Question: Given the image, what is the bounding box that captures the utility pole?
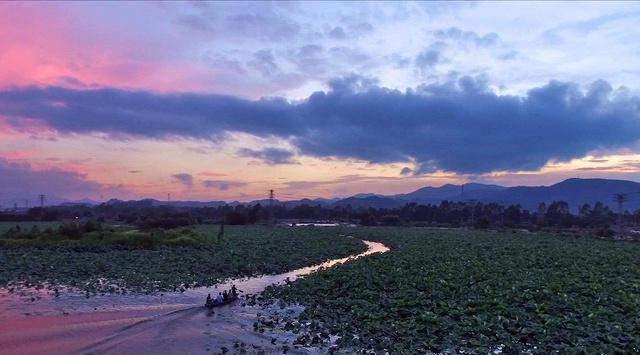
[537,202,546,227]
[39,194,46,208]
[467,199,477,226]
[167,192,171,202]
[269,189,275,225]
[613,193,628,237]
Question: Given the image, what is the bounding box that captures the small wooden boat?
[205,295,239,309]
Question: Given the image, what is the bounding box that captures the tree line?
[2,200,638,235]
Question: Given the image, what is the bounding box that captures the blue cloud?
[415,42,448,73]
[237,147,297,165]
[400,167,413,176]
[172,173,194,187]
[434,27,500,47]
[202,180,247,191]
[415,49,443,70]
[328,26,347,40]
[176,4,300,41]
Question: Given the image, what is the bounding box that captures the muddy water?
[0,240,388,355]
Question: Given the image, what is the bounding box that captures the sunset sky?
[1,1,640,205]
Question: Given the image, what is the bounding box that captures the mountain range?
[61,178,640,213]
[388,178,640,212]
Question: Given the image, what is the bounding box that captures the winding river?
[0,240,389,354]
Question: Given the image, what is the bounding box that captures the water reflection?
[0,240,388,319]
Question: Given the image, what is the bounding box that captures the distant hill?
[395,182,505,203]
[331,178,640,212]
[332,196,406,209]
[488,178,640,211]
[42,178,640,213]
[105,199,226,208]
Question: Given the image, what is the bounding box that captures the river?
[0,240,389,355]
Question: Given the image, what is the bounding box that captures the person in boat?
[215,292,224,304]
[222,290,228,300]
[206,293,213,305]
[231,285,238,297]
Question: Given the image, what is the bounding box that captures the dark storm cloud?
[172,173,194,187]
[0,86,298,139]
[1,77,639,175]
[237,147,297,165]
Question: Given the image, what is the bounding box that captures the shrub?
[164,236,200,247]
[111,233,156,249]
[596,227,615,238]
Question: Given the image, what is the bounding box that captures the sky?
[1,1,640,205]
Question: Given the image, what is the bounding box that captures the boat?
[205,295,239,309]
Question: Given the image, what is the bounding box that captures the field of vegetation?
[263,227,640,353]
[0,224,366,294]
[0,221,61,235]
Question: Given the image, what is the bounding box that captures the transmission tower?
[39,194,46,208]
[268,189,275,225]
[613,193,628,236]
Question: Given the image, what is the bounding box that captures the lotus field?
[0,225,366,294]
[263,228,640,353]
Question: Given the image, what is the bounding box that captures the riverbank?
[1,238,388,355]
[1,225,367,295]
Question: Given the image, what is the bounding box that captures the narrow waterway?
[0,240,389,355]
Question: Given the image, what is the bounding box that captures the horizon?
[1,2,640,206]
[22,176,640,206]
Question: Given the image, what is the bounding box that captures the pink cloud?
[0,118,20,138]
[0,3,306,98]
[198,171,228,177]
[0,3,217,93]
[0,150,35,160]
